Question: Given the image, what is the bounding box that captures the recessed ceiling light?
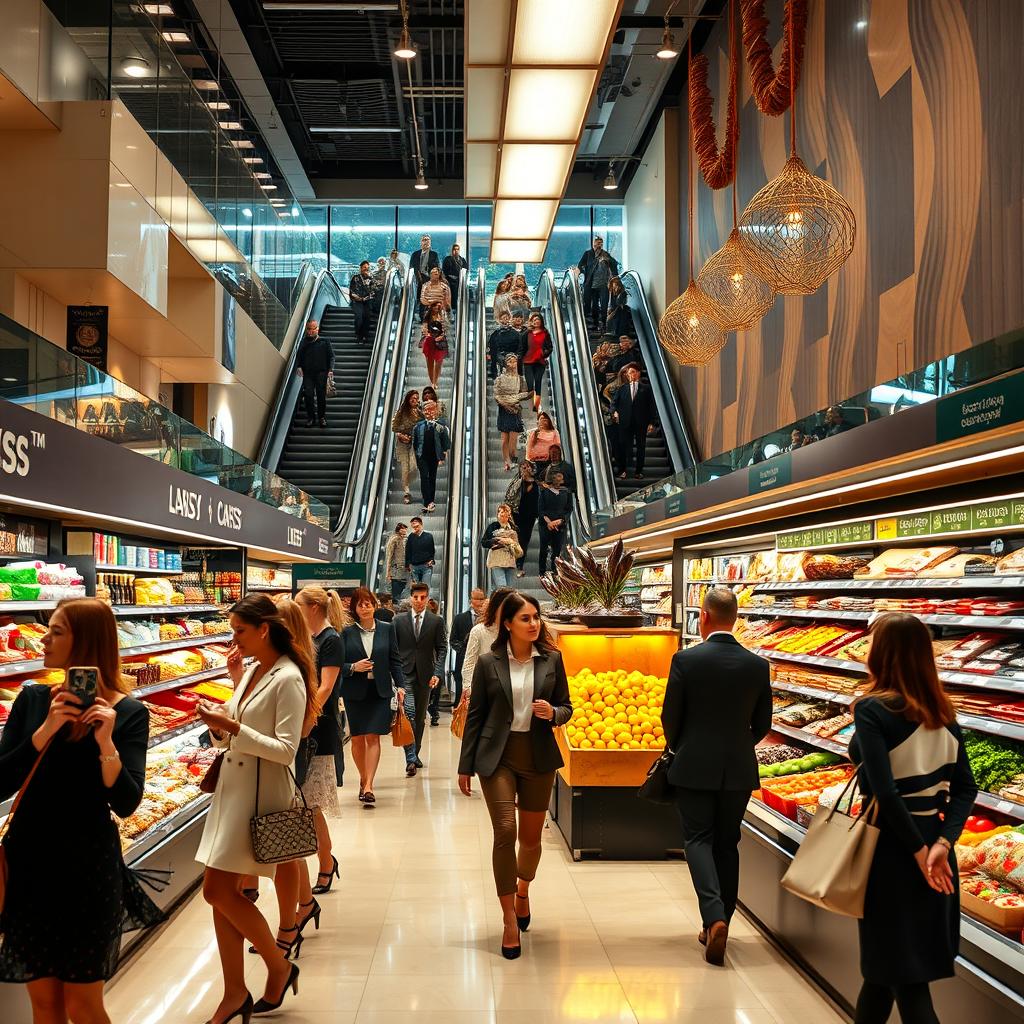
[242,156,263,164]
[278,211,293,217]
[218,121,243,130]
[254,172,272,179]
[114,182,133,188]
[193,79,219,90]
[161,30,190,43]
[855,19,868,29]
[120,56,151,78]
[142,3,174,13]
[261,183,278,190]
[207,100,230,110]
[1,377,17,383]
[231,139,255,148]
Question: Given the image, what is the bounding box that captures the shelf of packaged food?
[113,604,223,617]
[97,564,180,575]
[958,714,1024,744]
[687,578,757,586]
[739,606,1024,630]
[772,680,857,705]
[245,585,291,592]
[750,647,866,673]
[768,721,851,756]
[974,790,1024,820]
[132,666,230,699]
[754,576,1024,592]
[0,601,59,612]
[147,719,205,749]
[123,793,212,867]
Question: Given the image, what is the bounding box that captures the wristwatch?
[936,836,952,850]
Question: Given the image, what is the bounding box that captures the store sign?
[935,370,1024,443]
[66,305,108,371]
[972,499,1024,530]
[292,562,364,594]
[777,519,875,551]
[634,507,648,527]
[748,454,791,495]
[666,492,685,517]
[0,399,333,560]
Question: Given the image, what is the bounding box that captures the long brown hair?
[491,592,555,653]
[482,587,515,627]
[395,389,421,421]
[860,613,955,729]
[230,594,320,718]
[56,598,130,696]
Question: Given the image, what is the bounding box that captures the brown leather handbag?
[391,705,414,747]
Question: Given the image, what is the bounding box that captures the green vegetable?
[963,731,1024,793]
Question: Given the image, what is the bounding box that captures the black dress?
[849,697,977,986]
[0,685,162,983]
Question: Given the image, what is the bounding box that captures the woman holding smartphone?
[195,594,317,1023]
[0,598,159,1024]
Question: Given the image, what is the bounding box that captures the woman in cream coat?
[195,594,319,1024]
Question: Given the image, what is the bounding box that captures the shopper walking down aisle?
[495,354,532,470]
[526,411,561,476]
[420,302,449,389]
[849,613,977,1024]
[661,588,771,967]
[577,236,619,327]
[391,389,422,505]
[393,583,448,776]
[295,319,334,428]
[404,516,435,587]
[412,401,450,513]
[442,243,467,313]
[339,588,406,808]
[506,462,540,577]
[482,504,523,589]
[349,260,375,344]
[458,593,573,959]
[460,587,514,699]
[522,313,553,413]
[194,594,317,1021]
[538,471,571,574]
[384,522,410,600]
[449,587,486,708]
[610,364,655,479]
[0,599,161,1024]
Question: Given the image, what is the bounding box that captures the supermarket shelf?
[687,578,758,586]
[113,604,223,617]
[755,576,1024,592]
[975,790,1024,821]
[124,793,212,866]
[941,670,1024,695]
[739,606,1024,631]
[0,601,58,612]
[147,720,204,749]
[245,585,292,592]
[773,680,857,705]
[97,564,179,575]
[769,721,850,756]
[132,666,229,699]
[750,647,868,673]
[122,633,233,659]
[959,714,1024,744]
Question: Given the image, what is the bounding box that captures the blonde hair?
[296,584,349,631]
[276,598,323,723]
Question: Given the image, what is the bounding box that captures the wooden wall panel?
[676,0,1024,457]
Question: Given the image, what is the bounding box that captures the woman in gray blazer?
[457,592,572,959]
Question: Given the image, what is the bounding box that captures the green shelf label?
[971,499,1024,531]
[777,519,874,551]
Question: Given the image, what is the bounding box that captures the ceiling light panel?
[492,199,558,239]
[511,0,621,65]
[490,239,549,263]
[497,144,575,198]
[465,68,505,141]
[465,143,499,199]
[504,68,598,141]
[465,0,511,64]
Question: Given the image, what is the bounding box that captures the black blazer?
[339,621,406,701]
[392,609,448,683]
[661,633,772,791]
[449,609,475,677]
[611,379,655,428]
[458,646,573,778]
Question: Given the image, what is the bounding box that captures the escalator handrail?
[618,268,699,470]
[471,268,489,589]
[335,268,417,555]
[257,266,347,470]
[442,268,473,616]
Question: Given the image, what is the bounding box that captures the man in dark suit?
[577,236,620,326]
[392,581,448,776]
[447,587,486,710]
[609,364,655,479]
[349,260,375,344]
[661,587,772,966]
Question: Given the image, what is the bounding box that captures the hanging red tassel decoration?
[688,46,738,190]
[741,0,808,117]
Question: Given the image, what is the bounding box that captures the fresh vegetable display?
[758,751,844,779]
[964,731,1024,794]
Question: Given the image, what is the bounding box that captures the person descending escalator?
[442,243,468,315]
[295,319,334,429]
[488,311,521,380]
[349,260,375,345]
[578,235,620,327]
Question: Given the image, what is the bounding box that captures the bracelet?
[99,752,120,764]
[936,836,952,850]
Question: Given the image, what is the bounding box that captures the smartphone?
[66,666,100,710]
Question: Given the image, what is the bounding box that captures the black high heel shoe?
[204,993,253,1024]
[311,855,339,895]
[297,897,321,934]
[501,923,522,960]
[514,893,531,933]
[248,925,302,960]
[252,963,299,1015]
[241,887,259,903]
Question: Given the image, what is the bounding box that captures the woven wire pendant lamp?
[738,1,855,294]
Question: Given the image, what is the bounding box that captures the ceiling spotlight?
[656,25,678,60]
[603,165,618,190]
[394,27,417,60]
[121,56,151,78]
[414,166,429,190]
[242,208,253,217]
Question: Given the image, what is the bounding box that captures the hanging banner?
[66,305,109,371]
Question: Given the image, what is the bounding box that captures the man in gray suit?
[393,581,448,776]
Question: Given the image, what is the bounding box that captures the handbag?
[780,769,880,918]
[294,735,318,788]
[249,759,319,865]
[637,749,676,805]
[325,375,337,398]
[199,752,223,794]
[450,692,469,740]
[0,740,51,915]
[391,704,414,747]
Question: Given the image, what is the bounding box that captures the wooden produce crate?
[554,726,660,788]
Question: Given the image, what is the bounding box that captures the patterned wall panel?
[676,0,1024,457]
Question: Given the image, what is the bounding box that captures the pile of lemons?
[564,668,667,750]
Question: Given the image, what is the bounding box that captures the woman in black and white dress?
[850,612,977,1024]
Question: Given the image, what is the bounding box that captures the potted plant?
[541,541,644,627]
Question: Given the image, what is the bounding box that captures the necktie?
[631,382,637,400]
[414,613,422,638]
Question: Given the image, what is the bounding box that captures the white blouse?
[462,621,498,692]
[357,626,375,657]
[508,644,539,732]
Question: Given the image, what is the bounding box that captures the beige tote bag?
[780,771,880,918]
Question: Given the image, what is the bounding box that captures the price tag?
[998,800,1015,814]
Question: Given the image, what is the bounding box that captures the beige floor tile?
[620,974,764,1012]
[357,972,494,1012]
[493,978,637,1018]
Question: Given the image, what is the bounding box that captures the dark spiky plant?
[549,540,635,612]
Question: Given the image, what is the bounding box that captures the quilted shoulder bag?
[250,758,318,865]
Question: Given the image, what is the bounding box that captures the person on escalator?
[538,471,571,575]
[295,319,334,428]
[488,311,521,381]
[505,461,539,578]
[605,276,632,337]
[420,302,448,389]
[522,313,553,413]
[391,390,422,505]
[404,517,435,588]
[577,236,619,327]
[494,354,532,471]
[349,260,375,345]
[481,504,522,590]
[607,335,643,378]
[492,277,514,321]
[507,285,532,320]
[442,243,467,314]
[525,411,560,477]
[410,235,440,314]
[384,523,410,602]
[419,268,452,322]
[420,386,448,426]
[411,401,450,515]
[542,445,576,494]
[610,363,655,480]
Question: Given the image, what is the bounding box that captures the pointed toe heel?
[252,964,299,1015]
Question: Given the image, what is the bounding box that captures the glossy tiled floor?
[107,726,846,1024]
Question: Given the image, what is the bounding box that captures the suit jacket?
[392,608,448,684]
[449,609,475,678]
[410,248,441,284]
[661,633,772,791]
[349,273,373,303]
[577,248,620,287]
[458,646,573,778]
[611,379,655,428]
[339,621,406,702]
[412,418,451,460]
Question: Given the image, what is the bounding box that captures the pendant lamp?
[738,0,855,294]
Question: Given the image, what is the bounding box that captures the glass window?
[593,205,626,269]
[329,206,397,280]
[397,206,466,270]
